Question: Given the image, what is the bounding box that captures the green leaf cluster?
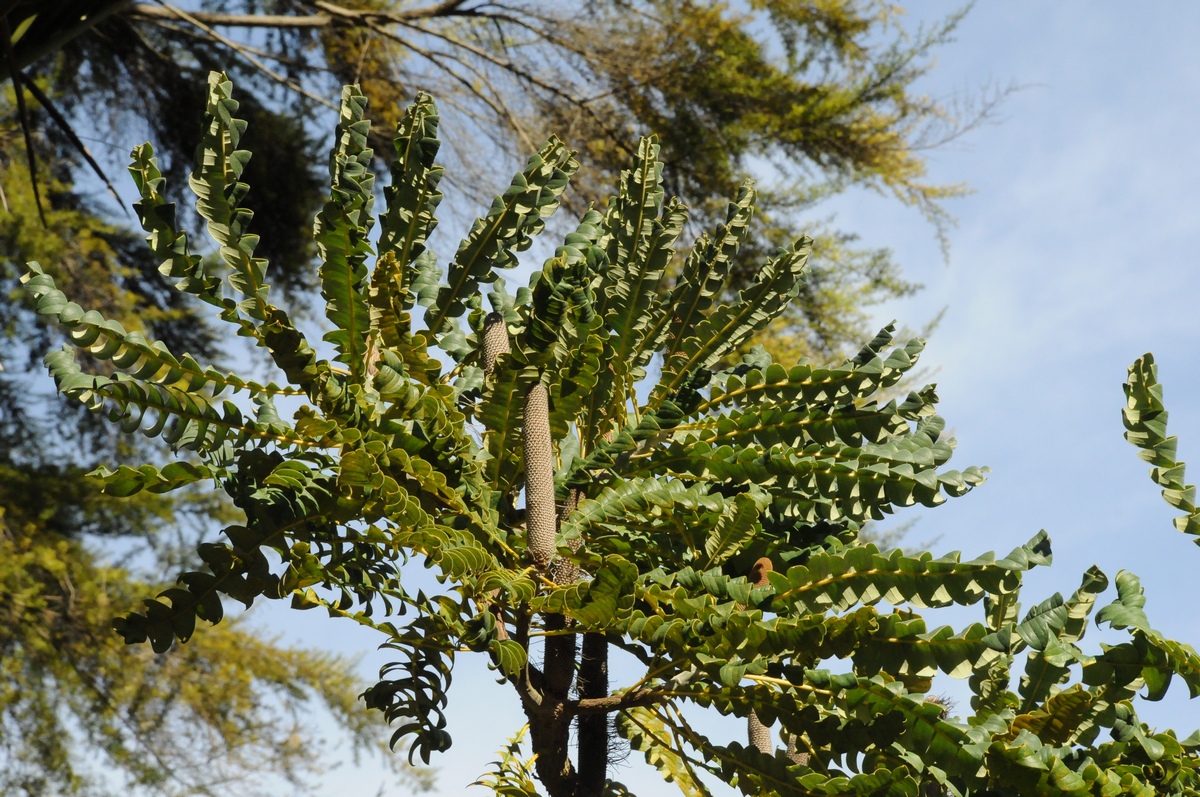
[29,74,1200,797]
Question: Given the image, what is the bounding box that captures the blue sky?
[836,0,1200,741]
[224,4,1200,794]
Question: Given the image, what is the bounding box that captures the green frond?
[1096,569,1151,632]
[1010,685,1097,746]
[515,247,599,368]
[559,477,717,550]
[599,136,688,383]
[378,92,444,302]
[89,462,220,497]
[315,85,375,380]
[366,96,446,389]
[564,396,697,491]
[114,452,388,653]
[626,415,986,527]
[652,181,756,366]
[1096,571,1200,701]
[548,329,606,441]
[619,707,715,797]
[478,363,542,498]
[128,142,222,306]
[1135,626,1200,701]
[650,236,813,410]
[22,262,302,397]
[364,602,458,765]
[697,330,924,415]
[533,554,639,626]
[768,532,1051,616]
[185,72,323,388]
[966,586,1023,715]
[670,390,936,455]
[597,136,666,314]
[1123,353,1200,538]
[986,728,1163,796]
[621,596,883,679]
[471,725,542,797]
[704,738,912,797]
[825,677,983,786]
[1018,567,1107,711]
[190,72,274,323]
[605,195,686,366]
[393,525,507,582]
[854,616,1004,679]
[422,137,578,351]
[368,258,443,386]
[699,488,770,570]
[43,347,313,453]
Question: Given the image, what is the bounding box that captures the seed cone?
[549,489,581,583]
[749,557,772,587]
[784,732,809,765]
[524,381,555,568]
[746,557,775,753]
[481,311,510,374]
[748,710,772,754]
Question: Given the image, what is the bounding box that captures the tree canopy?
[24,73,1200,797]
[0,3,1002,792]
[6,0,995,351]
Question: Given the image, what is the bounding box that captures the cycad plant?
[24,72,1200,796]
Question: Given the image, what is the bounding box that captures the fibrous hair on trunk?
[481,311,510,374]
[524,380,555,568]
[576,631,610,796]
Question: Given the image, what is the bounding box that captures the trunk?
[534,613,578,796]
[530,414,577,795]
[576,633,609,796]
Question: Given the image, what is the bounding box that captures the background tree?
[0,2,1001,792]
[28,74,1200,797]
[4,0,999,353]
[0,171,440,795]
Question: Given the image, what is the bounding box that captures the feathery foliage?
[29,75,1200,796]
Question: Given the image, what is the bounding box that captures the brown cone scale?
[746,558,774,753]
[481,311,510,374]
[524,381,555,568]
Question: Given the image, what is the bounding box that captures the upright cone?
[524,381,555,568]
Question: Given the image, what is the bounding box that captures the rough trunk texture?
[534,611,578,797]
[532,612,577,793]
[524,381,555,568]
[481,311,510,374]
[576,632,609,796]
